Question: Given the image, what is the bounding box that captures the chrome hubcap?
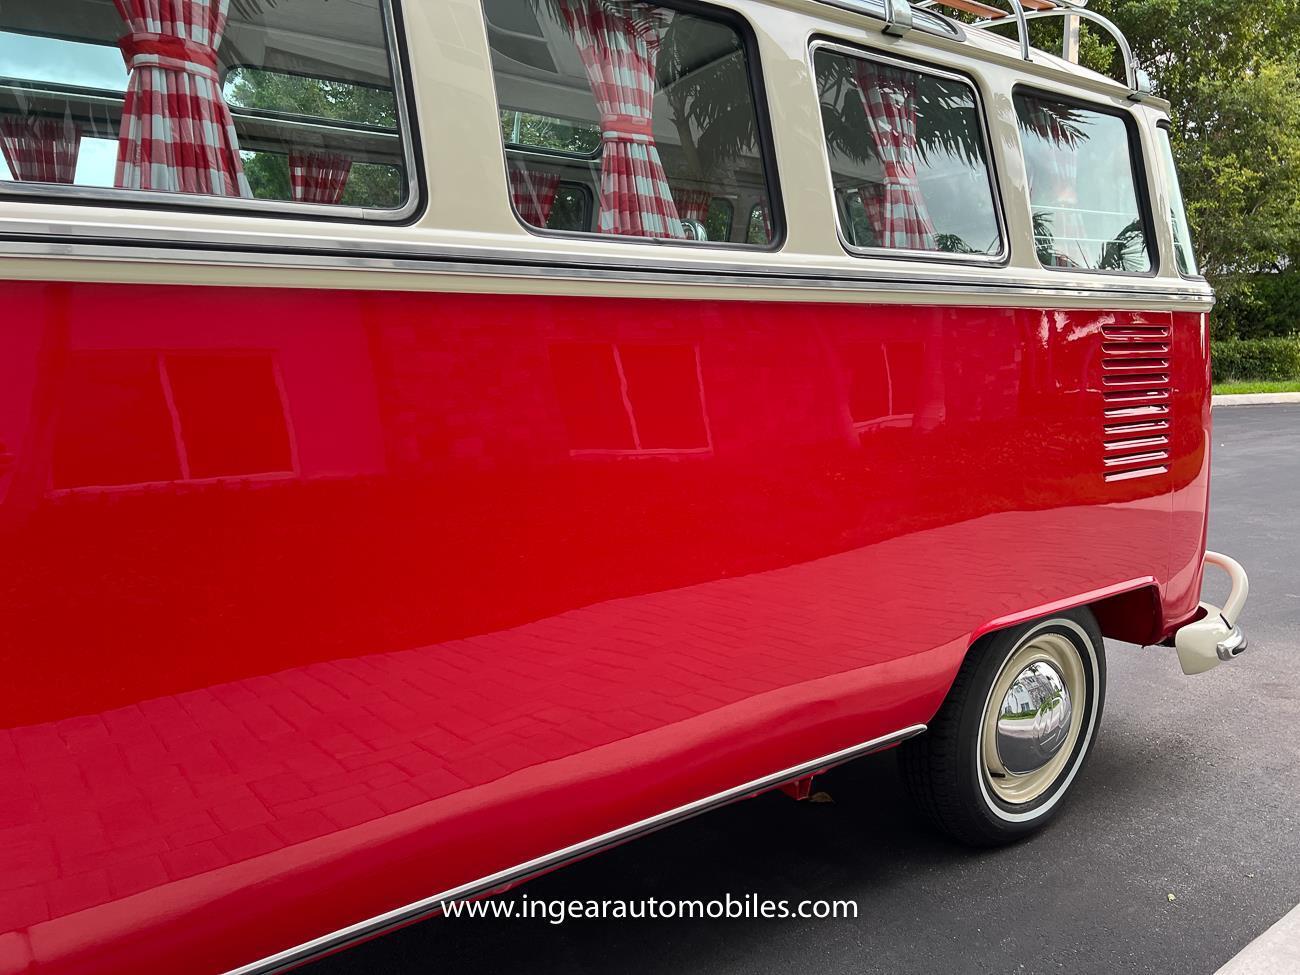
[980,632,1087,806]
[995,661,1073,774]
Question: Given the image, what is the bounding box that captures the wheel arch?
[968,578,1162,652]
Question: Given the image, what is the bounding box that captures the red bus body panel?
[0,282,1210,974]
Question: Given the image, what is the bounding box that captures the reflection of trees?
[499,110,600,153]
[817,53,989,174]
[817,52,1001,255]
[935,232,975,254]
[1032,210,1060,267]
[657,13,754,183]
[1018,98,1092,265]
[528,0,759,183]
[1098,218,1147,272]
[225,69,402,206]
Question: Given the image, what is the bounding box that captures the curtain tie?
[118,32,220,81]
[601,114,654,143]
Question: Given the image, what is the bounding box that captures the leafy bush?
[1212,272,1300,340]
[1212,337,1300,383]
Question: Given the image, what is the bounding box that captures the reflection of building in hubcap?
[995,661,1073,774]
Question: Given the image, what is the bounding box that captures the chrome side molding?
[224,723,927,975]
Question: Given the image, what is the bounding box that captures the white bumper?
[1174,551,1250,676]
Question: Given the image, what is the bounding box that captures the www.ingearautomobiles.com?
[443,893,860,925]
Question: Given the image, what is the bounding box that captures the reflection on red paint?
[0,282,1210,975]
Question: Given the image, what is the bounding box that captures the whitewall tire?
[900,608,1106,846]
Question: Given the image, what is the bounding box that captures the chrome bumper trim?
[1217,624,1248,661]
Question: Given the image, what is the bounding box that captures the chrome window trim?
[809,40,1011,269]
[220,723,927,975]
[0,0,423,224]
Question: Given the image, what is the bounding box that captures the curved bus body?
[0,1,1244,972]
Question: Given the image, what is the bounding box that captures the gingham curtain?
[0,116,81,183]
[852,61,936,250]
[112,0,250,197]
[671,187,712,223]
[509,162,562,226]
[289,149,352,205]
[558,0,683,238]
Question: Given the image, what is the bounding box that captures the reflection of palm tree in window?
[530,0,769,240]
[817,52,1001,254]
[1098,218,1148,272]
[656,14,755,182]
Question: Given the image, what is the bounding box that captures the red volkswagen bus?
[0,0,1249,972]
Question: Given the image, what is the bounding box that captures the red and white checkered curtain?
[671,187,712,223]
[853,60,936,250]
[112,0,250,197]
[0,116,81,183]
[289,149,352,205]
[558,0,683,239]
[509,162,562,227]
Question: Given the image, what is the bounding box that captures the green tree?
[1055,1,1300,276]
[225,68,404,208]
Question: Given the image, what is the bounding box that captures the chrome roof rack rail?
[860,0,1154,100]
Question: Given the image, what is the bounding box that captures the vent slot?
[1101,325,1172,483]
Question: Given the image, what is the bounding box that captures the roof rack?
[837,0,1155,101]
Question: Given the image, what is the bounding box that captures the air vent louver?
[1101,324,1171,482]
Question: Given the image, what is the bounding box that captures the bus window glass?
[1015,92,1151,272]
[0,0,410,211]
[814,47,1003,258]
[1155,126,1198,276]
[500,110,601,156]
[482,0,776,245]
[550,182,594,232]
[706,197,734,242]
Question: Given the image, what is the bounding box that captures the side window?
[483,0,776,245]
[1015,92,1151,272]
[706,198,734,243]
[1155,126,1198,276]
[0,1,411,213]
[746,202,772,245]
[813,47,1003,258]
[551,182,594,232]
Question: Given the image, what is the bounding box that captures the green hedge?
[1212,272,1300,340]
[1212,337,1300,383]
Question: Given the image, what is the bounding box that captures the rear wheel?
[900,608,1106,846]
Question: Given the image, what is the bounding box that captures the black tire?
[900,607,1107,846]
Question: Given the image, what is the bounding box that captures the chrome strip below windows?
[222,723,927,975]
[0,234,1216,308]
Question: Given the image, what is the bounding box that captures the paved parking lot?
[316,405,1300,975]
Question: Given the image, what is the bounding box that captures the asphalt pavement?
[316,404,1300,975]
